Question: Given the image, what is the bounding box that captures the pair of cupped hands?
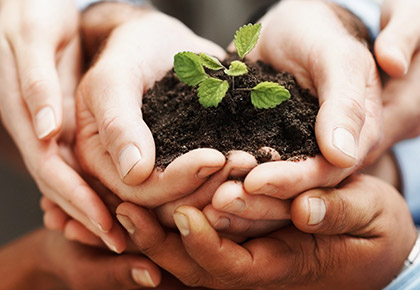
[1,0,420,289]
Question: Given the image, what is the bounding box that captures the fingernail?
[116,214,135,235]
[90,218,108,233]
[103,238,121,254]
[253,184,279,195]
[308,197,326,225]
[197,166,222,179]
[173,212,190,236]
[119,144,142,178]
[35,106,57,139]
[214,217,231,230]
[332,127,357,160]
[132,268,157,287]
[223,198,246,213]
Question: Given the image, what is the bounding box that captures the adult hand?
[117,175,416,290]
[0,0,77,139]
[0,7,126,252]
[375,0,420,77]
[0,228,161,289]
[76,3,226,189]
[241,0,382,199]
[366,51,420,163]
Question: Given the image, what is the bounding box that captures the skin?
[0,0,127,252]
[116,174,417,290]
[0,228,163,289]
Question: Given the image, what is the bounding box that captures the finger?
[154,150,256,227]
[63,219,106,248]
[315,42,381,168]
[98,255,161,289]
[116,202,215,287]
[77,110,226,207]
[375,1,420,77]
[43,207,69,232]
[203,204,290,237]
[40,196,57,211]
[290,174,406,236]
[78,37,156,186]
[12,42,63,140]
[173,206,293,289]
[244,155,352,199]
[212,180,291,220]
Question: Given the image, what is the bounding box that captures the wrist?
[326,0,381,42]
[325,0,372,47]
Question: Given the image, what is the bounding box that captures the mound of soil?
[142,57,320,168]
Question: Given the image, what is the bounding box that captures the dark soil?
[142,56,320,168]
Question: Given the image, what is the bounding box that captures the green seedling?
[174,23,291,109]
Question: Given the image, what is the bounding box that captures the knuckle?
[99,111,125,150]
[340,97,366,129]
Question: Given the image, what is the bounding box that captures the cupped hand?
[0,15,126,253]
[117,174,416,290]
[240,0,382,198]
[76,2,226,187]
[375,0,420,77]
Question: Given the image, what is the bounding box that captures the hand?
[0,228,161,289]
[76,2,226,189]
[117,175,416,290]
[0,2,126,253]
[375,0,420,77]
[239,0,382,199]
[0,0,77,139]
[366,51,420,163]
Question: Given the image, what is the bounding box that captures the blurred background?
[0,0,277,246]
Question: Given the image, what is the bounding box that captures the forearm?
[0,229,63,290]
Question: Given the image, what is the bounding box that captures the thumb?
[375,1,420,77]
[290,175,397,236]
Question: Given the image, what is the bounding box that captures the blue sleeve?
[327,0,381,40]
[74,0,149,10]
[393,136,420,225]
[383,260,420,290]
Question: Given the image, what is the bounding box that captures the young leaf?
[224,60,248,76]
[199,53,225,70]
[174,52,207,86]
[251,81,291,109]
[234,23,262,59]
[197,77,229,108]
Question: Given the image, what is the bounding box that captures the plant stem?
[235,88,252,92]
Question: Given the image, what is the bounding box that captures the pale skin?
[4,0,420,288]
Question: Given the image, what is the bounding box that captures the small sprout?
[251,82,291,109]
[173,23,290,109]
[198,78,229,108]
[234,23,262,59]
[224,60,248,76]
[174,52,207,86]
[199,53,225,70]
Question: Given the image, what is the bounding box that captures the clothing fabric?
[327,0,381,40]
[74,0,148,10]
[393,136,420,225]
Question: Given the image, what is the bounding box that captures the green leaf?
[197,78,229,108]
[224,60,248,76]
[251,82,291,109]
[199,53,225,70]
[234,23,262,59]
[174,52,207,86]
